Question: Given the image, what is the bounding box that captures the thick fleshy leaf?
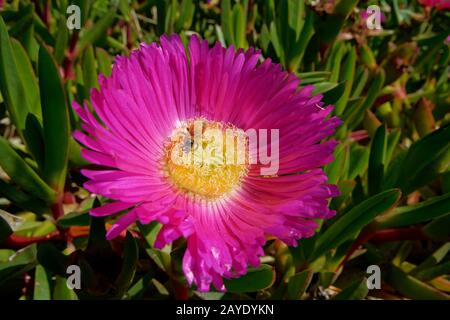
[376,192,450,229]
[334,46,356,116]
[138,222,172,274]
[368,125,387,196]
[344,69,385,130]
[333,278,369,300]
[33,265,51,300]
[394,124,450,194]
[0,215,13,243]
[37,242,69,276]
[76,9,117,54]
[82,45,98,94]
[410,244,450,276]
[57,211,90,227]
[114,232,138,298]
[95,47,112,77]
[0,244,37,287]
[87,215,111,254]
[39,45,70,193]
[387,265,450,300]
[224,264,275,293]
[312,189,401,260]
[0,137,55,204]
[424,214,450,240]
[0,180,47,214]
[53,275,78,300]
[0,17,41,153]
[286,269,313,300]
[325,144,348,185]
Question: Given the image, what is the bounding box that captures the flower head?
[73,35,340,291]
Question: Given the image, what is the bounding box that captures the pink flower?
[73,35,340,292]
[419,0,450,10]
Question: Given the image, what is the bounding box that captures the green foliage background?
[0,0,449,300]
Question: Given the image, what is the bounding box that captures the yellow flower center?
[163,119,249,200]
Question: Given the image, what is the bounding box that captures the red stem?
[3,231,61,249]
[126,22,133,50]
[173,280,189,300]
[63,32,79,80]
[2,227,133,250]
[370,226,429,243]
[51,201,64,220]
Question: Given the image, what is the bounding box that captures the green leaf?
[220,0,233,45]
[325,144,348,185]
[96,47,112,77]
[269,22,283,63]
[385,129,401,165]
[33,265,51,300]
[335,46,356,116]
[322,81,347,106]
[368,125,387,196]
[77,9,117,54]
[175,0,194,31]
[333,278,369,300]
[37,242,69,276]
[424,213,450,240]
[0,180,47,215]
[224,264,275,293]
[347,144,369,180]
[119,0,132,22]
[312,82,339,95]
[23,113,45,170]
[344,69,385,130]
[395,124,450,194]
[387,265,450,300]
[360,44,377,70]
[351,68,369,99]
[87,215,111,254]
[297,71,330,84]
[10,39,40,118]
[138,222,172,273]
[0,215,13,243]
[410,243,450,276]
[312,189,401,260]
[0,244,37,287]
[39,45,70,193]
[232,3,247,49]
[414,262,450,282]
[82,45,98,93]
[57,211,90,227]
[114,232,138,298]
[327,42,346,83]
[32,13,54,46]
[0,17,41,148]
[287,5,314,72]
[376,192,450,229]
[53,275,78,300]
[286,269,313,299]
[0,137,55,204]
[54,15,69,64]
[312,0,358,47]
